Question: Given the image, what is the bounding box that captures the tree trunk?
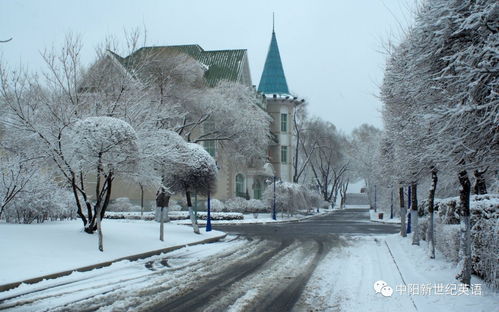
[399,187,407,237]
[457,170,472,285]
[71,175,87,226]
[140,183,144,217]
[428,167,438,259]
[411,183,419,246]
[100,174,113,220]
[186,191,200,234]
[97,209,103,252]
[473,169,487,195]
[97,174,113,252]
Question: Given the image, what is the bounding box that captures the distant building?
[84,25,305,204]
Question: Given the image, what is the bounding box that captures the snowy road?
[0,209,400,311]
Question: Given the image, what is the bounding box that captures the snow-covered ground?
[0,237,246,312]
[297,234,498,312]
[0,219,224,285]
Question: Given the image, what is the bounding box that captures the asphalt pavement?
[0,208,399,312]
[149,208,399,312]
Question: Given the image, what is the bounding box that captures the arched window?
[235,174,245,197]
[253,180,262,200]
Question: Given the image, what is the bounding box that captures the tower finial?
[273,12,275,33]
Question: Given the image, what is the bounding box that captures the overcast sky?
[0,0,416,134]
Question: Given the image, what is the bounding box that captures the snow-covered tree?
[348,124,382,207]
[299,119,349,207]
[145,130,217,234]
[168,142,217,234]
[0,155,35,220]
[65,116,139,251]
[379,0,498,284]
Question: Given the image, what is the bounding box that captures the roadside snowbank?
[174,208,332,225]
[370,209,401,224]
[0,220,224,285]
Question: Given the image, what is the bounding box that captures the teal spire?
[258,27,289,95]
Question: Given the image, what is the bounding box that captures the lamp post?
[374,184,377,213]
[206,191,212,232]
[264,163,277,221]
[390,187,394,219]
[272,176,277,220]
[407,186,412,233]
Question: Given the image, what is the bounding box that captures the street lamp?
[407,186,412,234]
[206,191,212,232]
[264,163,277,220]
[390,187,394,219]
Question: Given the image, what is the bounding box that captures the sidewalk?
[0,219,226,291]
[297,233,498,312]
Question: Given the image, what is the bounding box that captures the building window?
[253,180,262,200]
[235,174,245,197]
[281,146,288,163]
[203,140,216,157]
[280,113,288,132]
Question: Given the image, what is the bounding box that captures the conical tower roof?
[257,29,289,95]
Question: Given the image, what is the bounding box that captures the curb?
[0,233,227,293]
[370,219,401,225]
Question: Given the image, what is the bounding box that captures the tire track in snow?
[0,238,255,312]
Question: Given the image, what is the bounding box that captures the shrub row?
[418,194,498,288]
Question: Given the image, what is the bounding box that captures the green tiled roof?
[119,45,247,87]
[258,31,289,95]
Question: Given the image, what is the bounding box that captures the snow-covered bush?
[223,197,269,213]
[3,172,75,223]
[469,195,498,288]
[107,198,139,212]
[169,204,183,212]
[207,199,225,212]
[263,182,320,216]
[105,211,155,221]
[418,194,498,288]
[436,224,461,263]
[246,199,268,213]
[225,197,248,213]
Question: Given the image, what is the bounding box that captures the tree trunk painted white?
[411,183,420,246]
[457,170,472,285]
[399,187,407,237]
[186,191,200,234]
[188,207,200,234]
[97,213,103,252]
